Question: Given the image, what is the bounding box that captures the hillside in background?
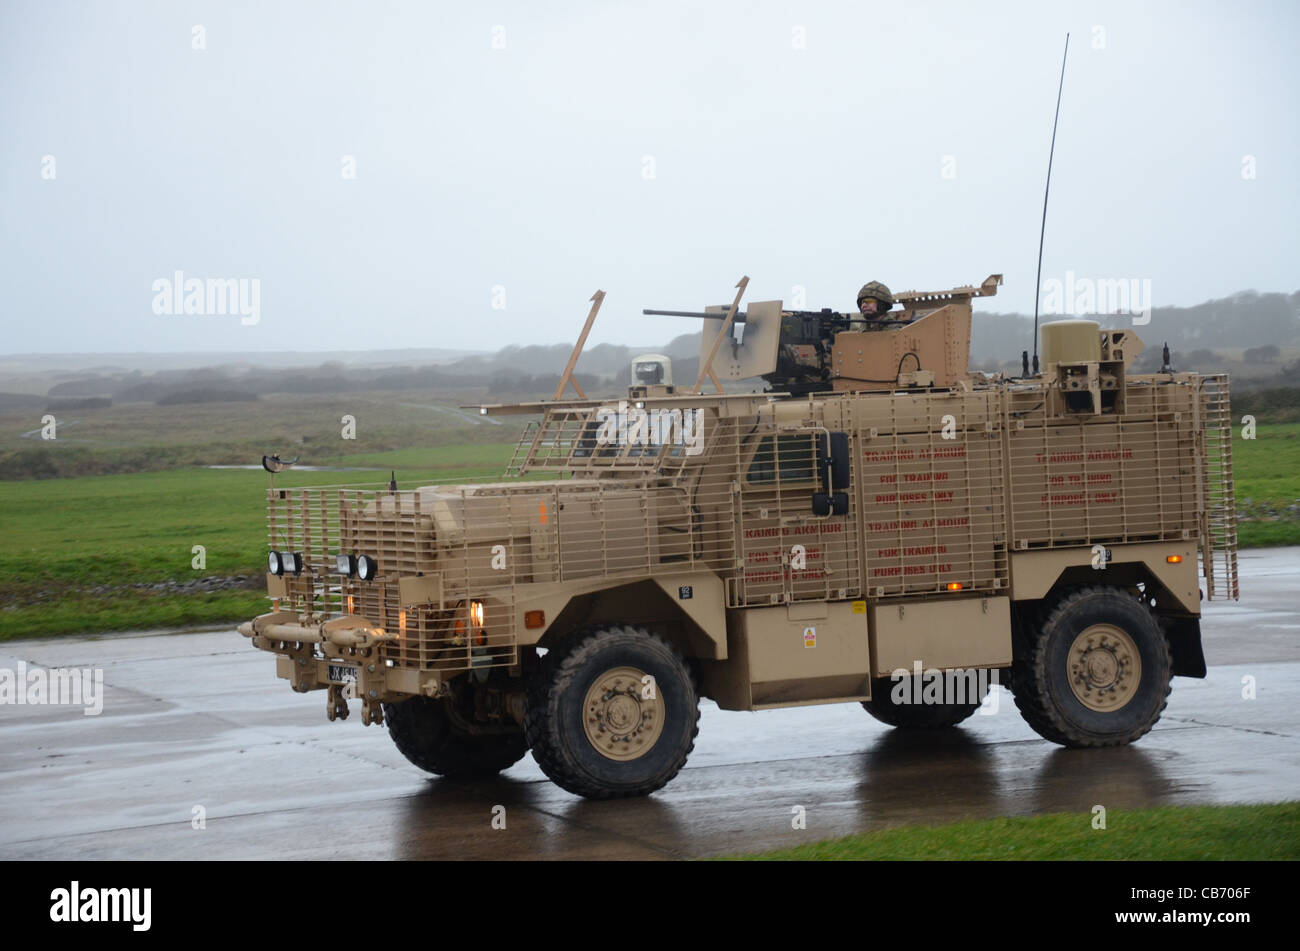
[1,288,1298,411]
[971,289,1300,377]
[0,331,707,409]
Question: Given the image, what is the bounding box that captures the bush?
[46,397,112,411]
[1244,344,1282,364]
[1234,387,1300,419]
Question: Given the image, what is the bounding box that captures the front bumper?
[239,611,449,724]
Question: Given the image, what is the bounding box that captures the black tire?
[861,674,987,729]
[383,695,528,779]
[1011,586,1172,747]
[525,625,700,799]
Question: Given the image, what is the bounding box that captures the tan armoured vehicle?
[239,275,1239,799]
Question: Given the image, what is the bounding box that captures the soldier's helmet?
[857,281,894,310]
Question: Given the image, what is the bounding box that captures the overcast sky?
[2,0,1297,355]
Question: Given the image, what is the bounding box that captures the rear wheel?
[384,694,527,779]
[525,625,700,799]
[1011,586,1172,747]
[861,674,988,729]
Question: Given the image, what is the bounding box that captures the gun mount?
[644,274,1004,395]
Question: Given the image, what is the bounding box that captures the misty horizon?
[3,1,1297,357]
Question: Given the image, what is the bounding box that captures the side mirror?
[812,492,849,516]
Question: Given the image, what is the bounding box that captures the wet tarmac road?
[2,547,1297,860]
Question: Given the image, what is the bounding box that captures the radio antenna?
[1032,32,1069,375]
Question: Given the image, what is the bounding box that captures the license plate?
[328,664,357,684]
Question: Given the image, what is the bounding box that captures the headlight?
[356,554,378,581]
[335,553,357,576]
[268,551,302,576]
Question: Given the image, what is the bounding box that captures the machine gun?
[642,307,916,396]
[643,307,913,337]
[643,274,1002,397]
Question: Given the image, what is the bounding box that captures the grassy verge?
[2,591,269,640]
[723,803,1300,860]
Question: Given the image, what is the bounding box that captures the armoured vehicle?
[239,274,1238,799]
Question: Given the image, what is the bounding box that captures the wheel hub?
[1068,623,1141,712]
[582,666,665,761]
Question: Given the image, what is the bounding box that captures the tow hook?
[327,684,350,721]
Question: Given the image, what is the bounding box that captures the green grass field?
[0,390,525,479]
[0,444,515,640]
[726,802,1300,860]
[1,418,1295,641]
[1233,421,1300,547]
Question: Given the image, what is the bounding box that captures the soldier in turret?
[856,281,894,325]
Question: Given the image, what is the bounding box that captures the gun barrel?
[642,308,913,327]
[642,309,747,321]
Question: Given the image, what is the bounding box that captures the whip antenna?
[1032,32,1069,375]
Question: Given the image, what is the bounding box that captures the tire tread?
[1011,585,1172,747]
[384,695,528,779]
[525,624,700,799]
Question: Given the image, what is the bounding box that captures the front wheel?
[525,625,700,799]
[1011,586,1172,747]
[383,694,528,779]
